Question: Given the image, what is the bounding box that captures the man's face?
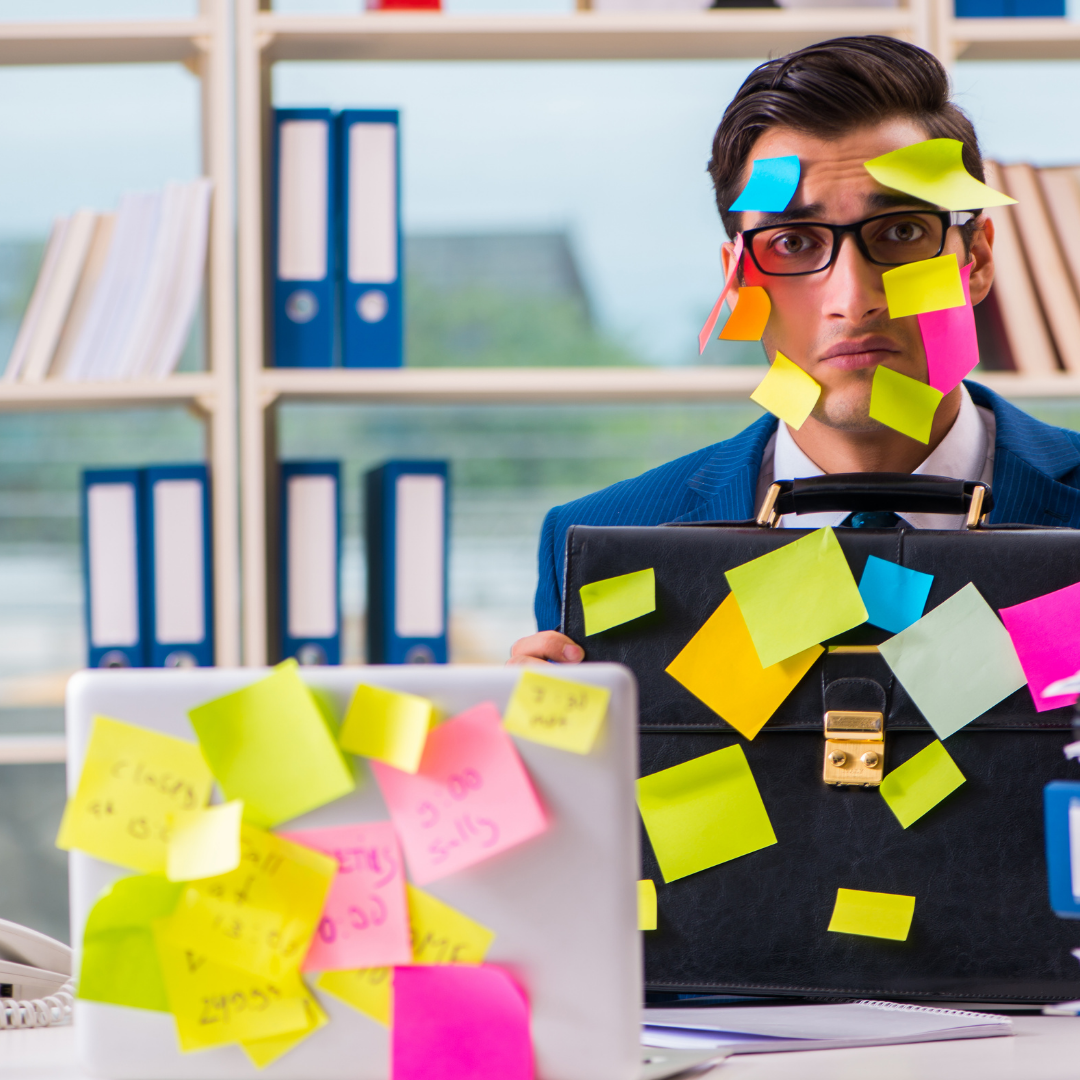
[724,119,994,433]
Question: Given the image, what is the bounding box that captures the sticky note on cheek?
[883,254,965,319]
[827,888,915,941]
[879,740,965,829]
[919,262,978,395]
[719,286,770,341]
[580,567,655,636]
[749,352,821,430]
[339,683,436,774]
[868,365,943,444]
[503,670,610,754]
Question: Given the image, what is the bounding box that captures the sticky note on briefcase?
[828,888,915,941]
[580,567,655,636]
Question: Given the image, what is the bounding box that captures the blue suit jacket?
[534,381,1080,632]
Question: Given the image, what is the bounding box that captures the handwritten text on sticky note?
[408,884,496,965]
[503,670,610,755]
[828,888,915,941]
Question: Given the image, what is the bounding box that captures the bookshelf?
[0,2,240,668]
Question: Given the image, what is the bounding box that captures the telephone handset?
[0,918,73,1028]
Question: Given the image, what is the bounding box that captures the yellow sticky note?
[749,352,821,430]
[725,527,867,669]
[161,823,336,979]
[153,923,314,1052]
[188,660,355,829]
[636,745,777,883]
[78,874,183,1012]
[503,669,611,755]
[638,880,657,931]
[880,740,965,829]
[827,888,915,941]
[869,365,944,444]
[580,567,656,636]
[317,966,393,1026]
[166,799,243,882]
[666,593,822,740]
[882,254,965,319]
[719,286,771,341]
[339,683,436,774]
[864,138,1016,212]
[56,715,213,874]
[407,884,496,965]
[241,993,329,1069]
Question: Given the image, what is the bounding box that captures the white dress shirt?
[755,384,997,529]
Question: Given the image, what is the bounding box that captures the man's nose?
[820,232,889,325]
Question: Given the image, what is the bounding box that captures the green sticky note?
[725,527,867,668]
[882,254,966,319]
[879,583,1027,740]
[339,683,437,773]
[749,351,821,430]
[869,365,944,444]
[188,660,356,828]
[78,874,184,1011]
[880,740,965,829]
[636,745,777,883]
[828,887,915,941]
[864,138,1016,212]
[638,879,658,931]
[580,568,656,636]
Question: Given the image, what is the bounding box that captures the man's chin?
[809,394,882,434]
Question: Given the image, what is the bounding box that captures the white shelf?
[0,18,212,66]
[0,373,220,413]
[950,17,1080,61]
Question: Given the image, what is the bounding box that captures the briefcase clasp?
[823,711,884,787]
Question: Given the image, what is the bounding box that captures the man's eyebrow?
[744,192,941,229]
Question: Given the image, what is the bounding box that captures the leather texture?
[563,521,1080,1003]
[775,473,993,516]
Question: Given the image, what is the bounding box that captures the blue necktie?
[840,511,902,528]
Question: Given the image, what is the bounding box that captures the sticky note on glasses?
[339,683,437,774]
[883,253,965,319]
[920,261,978,395]
[879,740,965,829]
[730,155,800,212]
[580,568,655,636]
[864,138,1015,211]
[698,233,744,354]
[749,352,821,430]
[869,365,943,444]
[719,286,771,341]
[827,888,915,941]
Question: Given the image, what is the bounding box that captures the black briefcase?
[561,474,1080,1004]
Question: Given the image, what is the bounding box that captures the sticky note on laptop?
[879,740,965,829]
[166,799,243,882]
[580,567,655,636]
[241,994,328,1069]
[339,683,437,774]
[828,888,915,941]
[503,669,610,754]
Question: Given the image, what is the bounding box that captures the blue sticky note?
[858,556,934,634]
[729,156,800,212]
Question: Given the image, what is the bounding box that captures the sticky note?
[78,874,183,1011]
[166,799,243,882]
[698,233,744,354]
[1001,580,1080,712]
[56,715,213,874]
[665,593,822,740]
[407,884,496,965]
[580,567,655,636]
[153,923,314,1052]
[725,527,867,669]
[858,556,934,634]
[864,138,1015,211]
[188,660,355,829]
[241,994,328,1069]
[869,365,944,444]
[880,740,965,829]
[827,888,915,941]
[371,702,547,886]
[392,965,533,1080]
[503,670,610,755]
[729,155,800,212]
[318,966,394,1026]
[339,683,436,774]
[279,821,412,971]
[161,823,337,979]
[719,286,771,342]
[883,253,965,319]
[920,262,978,395]
[750,352,822,430]
[636,745,777,883]
[879,583,1027,740]
[638,880,657,931]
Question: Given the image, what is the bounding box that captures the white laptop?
[66,664,645,1080]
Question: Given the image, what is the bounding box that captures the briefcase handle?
[756,473,993,529]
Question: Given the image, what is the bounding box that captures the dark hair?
[709,36,984,240]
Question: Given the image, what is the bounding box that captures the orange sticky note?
[719,287,770,341]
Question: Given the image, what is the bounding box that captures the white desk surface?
[5,1018,1080,1080]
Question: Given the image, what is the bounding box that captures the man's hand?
[508,631,584,666]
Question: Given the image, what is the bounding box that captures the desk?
[4,1018,1080,1079]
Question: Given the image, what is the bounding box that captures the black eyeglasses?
[741,210,974,277]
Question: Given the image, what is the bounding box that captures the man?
[511,34,1080,666]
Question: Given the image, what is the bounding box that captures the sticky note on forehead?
[730,155,800,212]
[750,352,821,430]
[56,715,213,874]
[883,254,965,320]
[725,527,867,669]
[828,888,915,941]
[503,669,610,754]
[864,138,1015,211]
[339,682,436,773]
[879,740,965,829]
[869,365,944,444]
[580,567,655,636]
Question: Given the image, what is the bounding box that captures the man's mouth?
[818,338,901,370]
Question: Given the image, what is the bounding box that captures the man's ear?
[967,215,995,306]
[720,240,741,308]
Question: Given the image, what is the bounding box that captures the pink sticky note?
[280,821,411,971]
[1000,581,1080,713]
[392,965,533,1080]
[698,233,744,355]
[371,702,547,886]
[918,262,978,394]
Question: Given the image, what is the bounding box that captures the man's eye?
[881,221,926,243]
[769,232,817,255]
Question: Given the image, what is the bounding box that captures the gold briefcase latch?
[823,710,884,787]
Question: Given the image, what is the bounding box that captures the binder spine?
[339,109,403,368]
[271,108,336,368]
[280,461,342,665]
[365,460,449,664]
